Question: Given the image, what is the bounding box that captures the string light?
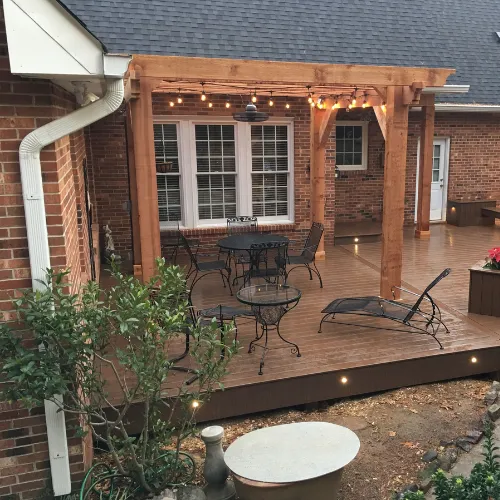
[307,86,313,104]
[351,88,358,106]
[169,101,175,107]
[177,89,183,104]
[362,93,369,108]
[200,82,206,101]
[225,96,231,108]
[381,101,387,112]
[208,101,213,108]
[332,97,340,109]
[310,100,315,108]
[285,102,290,109]
[317,97,323,109]
[252,90,258,103]
[268,91,274,107]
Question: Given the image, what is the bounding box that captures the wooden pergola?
[126,54,454,299]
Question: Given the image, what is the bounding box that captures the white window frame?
[153,115,294,229]
[335,120,368,171]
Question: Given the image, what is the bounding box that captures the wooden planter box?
[469,261,500,317]
[447,199,497,227]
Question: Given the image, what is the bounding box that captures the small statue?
[103,224,121,263]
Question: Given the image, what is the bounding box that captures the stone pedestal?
[201,426,236,500]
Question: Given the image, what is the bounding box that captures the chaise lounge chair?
[318,268,451,349]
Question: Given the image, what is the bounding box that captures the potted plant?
[483,247,500,271]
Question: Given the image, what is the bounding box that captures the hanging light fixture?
[307,85,313,104]
[285,101,290,109]
[252,90,258,103]
[362,93,369,108]
[169,100,175,107]
[177,88,183,104]
[233,102,269,122]
[201,82,207,101]
[269,91,274,107]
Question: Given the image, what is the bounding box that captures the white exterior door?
[415,138,449,222]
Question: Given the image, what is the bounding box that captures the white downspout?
[19,78,124,496]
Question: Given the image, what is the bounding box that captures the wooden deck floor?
[105,224,500,425]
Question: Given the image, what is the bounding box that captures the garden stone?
[176,486,207,500]
[422,450,438,463]
[438,448,458,472]
[484,389,497,406]
[481,411,495,430]
[439,439,455,447]
[488,403,500,421]
[465,429,483,444]
[455,437,473,452]
[418,461,440,492]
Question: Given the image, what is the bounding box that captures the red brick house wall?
[86,93,337,259]
[0,5,93,496]
[335,111,500,225]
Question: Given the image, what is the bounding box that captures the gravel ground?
[182,377,491,499]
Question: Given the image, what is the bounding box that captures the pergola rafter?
[127,54,454,298]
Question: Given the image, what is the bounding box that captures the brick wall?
[87,93,337,259]
[85,107,132,259]
[335,111,500,225]
[0,3,92,496]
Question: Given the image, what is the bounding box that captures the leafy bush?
[403,425,500,500]
[0,260,235,497]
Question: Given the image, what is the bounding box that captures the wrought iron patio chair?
[180,232,232,299]
[286,221,324,288]
[246,241,289,286]
[318,268,451,349]
[161,221,200,263]
[221,216,259,280]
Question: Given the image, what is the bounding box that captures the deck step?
[334,221,382,246]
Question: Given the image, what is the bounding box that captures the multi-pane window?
[251,125,289,217]
[195,124,237,220]
[154,124,181,223]
[336,122,367,170]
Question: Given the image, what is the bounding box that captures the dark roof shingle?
[60,0,500,105]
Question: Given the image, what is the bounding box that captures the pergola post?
[380,86,410,299]
[129,76,161,281]
[310,105,337,259]
[415,94,435,239]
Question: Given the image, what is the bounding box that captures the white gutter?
[422,85,470,94]
[436,103,500,112]
[19,77,125,496]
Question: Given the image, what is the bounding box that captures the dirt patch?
[183,377,490,499]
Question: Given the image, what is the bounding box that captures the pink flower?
[488,247,500,263]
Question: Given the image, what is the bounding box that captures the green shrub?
[0,260,235,497]
[403,425,500,500]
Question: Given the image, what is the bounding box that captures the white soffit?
[4,0,104,77]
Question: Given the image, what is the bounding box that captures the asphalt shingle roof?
[61,0,500,105]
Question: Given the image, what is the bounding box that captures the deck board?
[102,224,500,424]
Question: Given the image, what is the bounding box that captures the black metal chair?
[247,241,289,286]
[222,216,259,281]
[286,222,324,288]
[318,268,451,349]
[180,232,232,299]
[161,221,200,264]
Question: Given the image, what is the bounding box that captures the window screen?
[251,125,289,217]
[154,123,181,223]
[195,124,237,220]
[336,124,363,167]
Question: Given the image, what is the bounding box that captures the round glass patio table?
[236,284,301,375]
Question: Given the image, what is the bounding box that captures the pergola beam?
[415,95,436,239]
[319,106,338,148]
[380,86,410,299]
[133,55,454,88]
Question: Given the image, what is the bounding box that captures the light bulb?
[208,102,213,108]
[285,102,290,109]
[351,98,357,106]
[362,101,368,109]
[225,101,231,108]
[340,376,348,384]
[381,102,387,112]
[308,94,313,104]
[310,101,315,108]
[252,91,257,103]
[318,102,324,109]
[201,91,206,101]
[191,400,200,409]
[169,101,175,107]
[177,95,183,104]
[471,356,478,363]
[348,103,353,109]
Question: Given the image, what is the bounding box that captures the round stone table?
[224,422,360,500]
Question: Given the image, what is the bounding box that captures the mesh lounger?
[318,268,451,349]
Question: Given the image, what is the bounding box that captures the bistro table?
[224,422,360,500]
[217,233,289,286]
[237,284,301,375]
